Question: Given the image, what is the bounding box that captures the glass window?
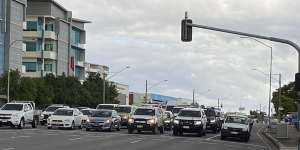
[23,62,37,72]
[92,111,112,117]
[1,104,23,111]
[115,106,131,113]
[25,42,37,51]
[26,21,38,31]
[134,109,155,116]
[44,64,52,72]
[178,110,202,117]
[45,106,62,112]
[53,109,73,116]
[45,24,54,31]
[44,43,54,51]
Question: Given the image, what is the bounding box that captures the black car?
[205,108,222,133]
[173,108,207,137]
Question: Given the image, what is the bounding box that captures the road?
[0,124,276,150]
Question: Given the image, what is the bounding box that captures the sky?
[56,0,300,113]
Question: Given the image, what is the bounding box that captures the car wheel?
[78,124,82,129]
[116,123,121,131]
[128,128,133,134]
[108,124,113,132]
[203,129,206,136]
[32,119,37,128]
[221,135,225,140]
[244,135,250,142]
[18,118,25,129]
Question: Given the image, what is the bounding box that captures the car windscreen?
[53,109,73,116]
[172,108,183,114]
[166,106,174,111]
[92,111,112,117]
[178,110,201,117]
[115,107,131,113]
[81,110,93,116]
[205,109,216,117]
[225,116,248,124]
[45,106,62,112]
[1,104,23,111]
[134,109,155,116]
[97,105,114,110]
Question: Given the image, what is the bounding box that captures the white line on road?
[206,134,220,140]
[69,137,81,141]
[130,140,142,144]
[2,148,15,150]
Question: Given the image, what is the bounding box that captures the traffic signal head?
[295,73,300,91]
[181,19,192,42]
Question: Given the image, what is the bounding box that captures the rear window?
[45,106,62,112]
[92,111,112,117]
[205,109,216,117]
[225,116,248,124]
[1,104,23,111]
[178,110,201,117]
[134,109,155,116]
[81,110,93,116]
[115,107,131,113]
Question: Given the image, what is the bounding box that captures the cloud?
[56,0,299,113]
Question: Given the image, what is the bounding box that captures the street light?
[7,40,23,103]
[241,37,273,127]
[145,79,168,103]
[192,89,211,105]
[102,66,130,104]
[252,68,282,122]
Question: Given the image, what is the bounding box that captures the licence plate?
[183,126,190,129]
[137,125,143,128]
[231,131,239,135]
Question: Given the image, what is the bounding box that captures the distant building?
[85,62,109,78]
[22,0,90,81]
[129,92,177,106]
[0,0,27,75]
[113,82,129,105]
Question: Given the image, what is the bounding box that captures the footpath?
[263,125,299,150]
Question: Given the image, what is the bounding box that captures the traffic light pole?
[183,12,300,123]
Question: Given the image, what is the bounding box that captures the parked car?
[40,104,69,125]
[173,108,207,136]
[96,104,118,110]
[205,108,222,133]
[85,110,121,131]
[0,101,37,129]
[163,111,174,130]
[128,107,164,134]
[115,105,137,127]
[172,107,185,117]
[221,115,251,142]
[47,108,83,130]
[80,109,95,128]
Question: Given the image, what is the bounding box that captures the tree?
[0,70,21,101]
[17,77,37,101]
[35,78,54,108]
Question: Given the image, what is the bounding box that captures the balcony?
[44,31,57,40]
[43,51,57,60]
[23,51,42,58]
[23,31,42,38]
[22,71,42,78]
[76,61,84,67]
[72,43,85,50]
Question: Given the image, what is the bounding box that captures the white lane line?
[69,137,81,141]
[11,135,31,139]
[208,139,267,149]
[130,140,142,144]
[2,148,15,150]
[206,134,220,140]
[256,126,273,150]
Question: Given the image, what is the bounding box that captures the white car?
[0,102,36,129]
[47,108,83,130]
[221,115,251,142]
[40,104,69,125]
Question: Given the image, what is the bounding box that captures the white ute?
[0,101,37,129]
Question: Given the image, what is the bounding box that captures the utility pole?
[192,88,195,105]
[218,98,220,109]
[102,73,106,104]
[278,73,282,121]
[145,80,148,103]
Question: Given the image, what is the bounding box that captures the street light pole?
[102,66,130,104]
[7,40,23,103]
[144,79,168,103]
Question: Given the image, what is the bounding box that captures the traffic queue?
[0,102,254,142]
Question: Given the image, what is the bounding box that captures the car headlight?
[40,114,44,118]
[128,118,134,123]
[242,128,248,132]
[86,119,90,122]
[123,116,128,119]
[194,121,202,125]
[223,125,228,130]
[173,120,179,124]
[164,120,170,123]
[147,119,156,124]
[105,119,111,123]
[210,119,216,123]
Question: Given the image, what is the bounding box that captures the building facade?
[22,0,90,80]
[85,62,109,78]
[113,82,129,105]
[129,92,177,106]
[0,0,27,75]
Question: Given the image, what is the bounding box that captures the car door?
[73,110,81,126]
[24,104,33,123]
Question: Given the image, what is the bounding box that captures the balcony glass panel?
[22,62,37,72]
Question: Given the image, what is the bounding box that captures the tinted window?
[115,107,131,113]
[96,105,114,110]
[1,104,23,111]
[45,106,63,112]
[205,109,216,117]
[166,106,174,111]
[172,108,183,114]
[179,110,201,117]
[53,109,73,116]
[225,116,248,124]
[134,109,155,116]
[92,111,112,117]
[81,110,93,116]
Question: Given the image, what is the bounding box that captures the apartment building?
[22,0,90,81]
[85,62,109,78]
[0,0,27,75]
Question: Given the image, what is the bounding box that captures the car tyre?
[128,128,133,134]
[116,123,121,131]
[18,118,25,129]
[152,125,158,134]
[32,119,37,128]
[221,135,226,140]
[70,121,75,130]
[244,135,250,142]
[47,126,52,129]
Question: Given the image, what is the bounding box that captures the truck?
[0,101,38,129]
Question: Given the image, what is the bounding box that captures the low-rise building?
[113,82,129,105]
[85,62,109,78]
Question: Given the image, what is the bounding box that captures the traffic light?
[295,73,300,91]
[181,19,192,42]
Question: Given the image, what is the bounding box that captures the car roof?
[181,108,202,111]
[94,109,115,112]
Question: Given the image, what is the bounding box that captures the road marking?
[206,134,220,140]
[69,137,81,141]
[256,126,273,150]
[2,148,15,150]
[130,140,142,144]
[208,139,267,149]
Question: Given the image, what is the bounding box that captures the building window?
[45,24,54,31]
[25,42,37,51]
[72,29,81,44]
[26,21,38,31]
[75,49,83,62]
[44,64,52,72]
[22,62,37,72]
[45,43,54,51]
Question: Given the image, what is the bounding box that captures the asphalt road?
[0,123,276,150]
